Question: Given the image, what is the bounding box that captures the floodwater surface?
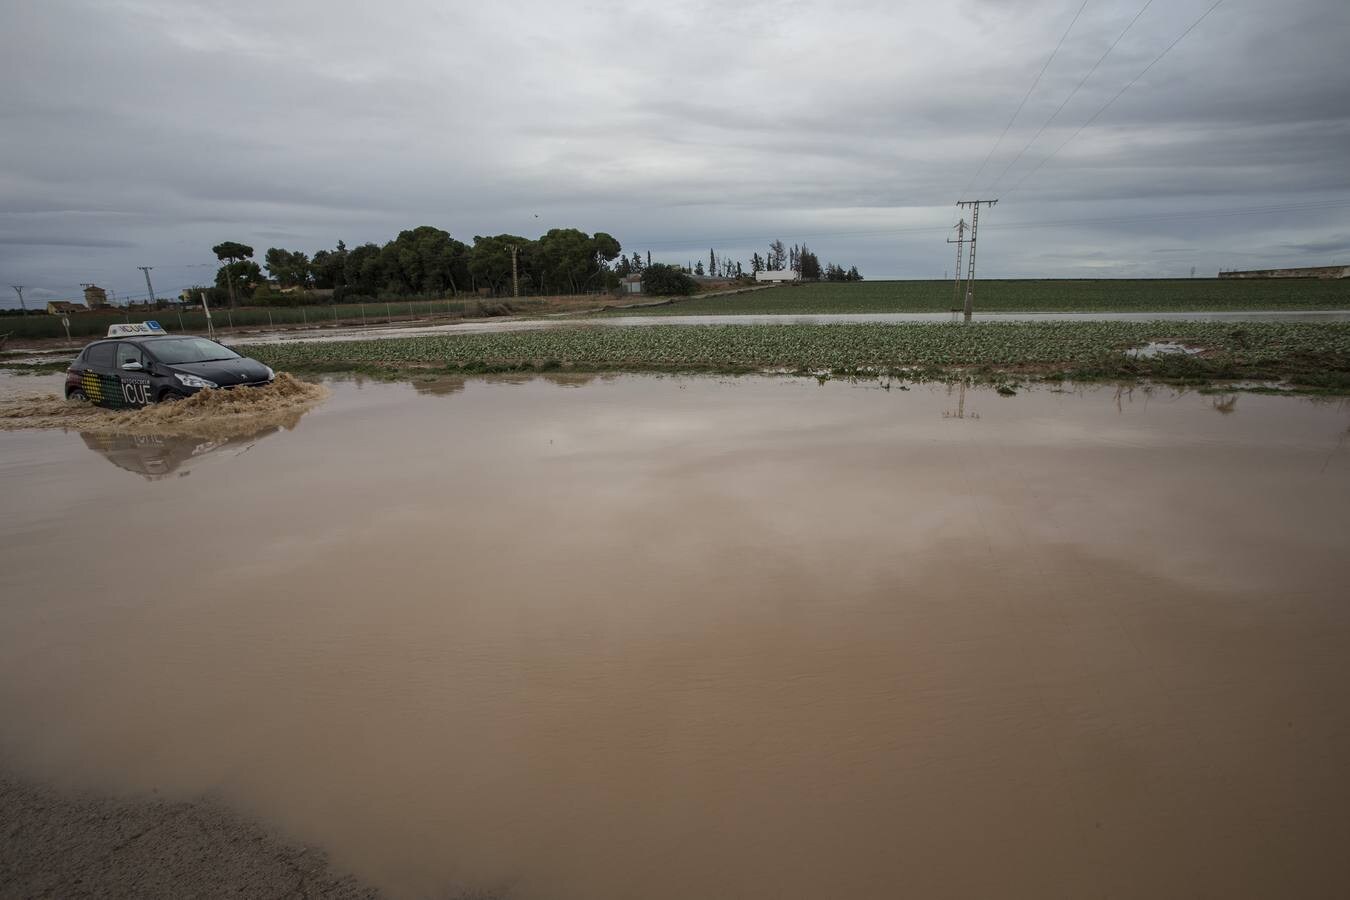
[1,375,1349,899]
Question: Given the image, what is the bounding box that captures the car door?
[78,341,121,408]
[114,342,154,408]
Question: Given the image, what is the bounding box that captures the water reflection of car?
[65,333,274,409]
[80,427,282,480]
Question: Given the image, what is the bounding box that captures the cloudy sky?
[2,0,1348,305]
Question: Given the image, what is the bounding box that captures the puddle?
[79,427,287,480]
[1125,340,1207,358]
[1,376,1348,899]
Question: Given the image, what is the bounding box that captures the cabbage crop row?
[247,321,1350,387]
[603,279,1350,316]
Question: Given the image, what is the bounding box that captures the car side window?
[115,343,144,369]
[85,343,115,369]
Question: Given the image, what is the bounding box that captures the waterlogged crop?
[602,279,1350,315]
[247,321,1350,389]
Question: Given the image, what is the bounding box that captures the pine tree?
[767,240,786,271]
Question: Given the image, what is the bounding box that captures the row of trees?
[612,240,862,284]
[205,230,863,307]
[208,227,625,306]
[749,241,861,282]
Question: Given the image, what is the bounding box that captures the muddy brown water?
[1,373,1348,899]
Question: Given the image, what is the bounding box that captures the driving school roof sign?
[106,321,167,337]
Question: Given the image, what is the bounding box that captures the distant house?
[621,274,643,295]
[83,285,109,308]
[755,270,799,283]
[1218,265,1348,279]
[46,300,85,315]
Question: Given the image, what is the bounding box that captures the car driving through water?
[66,324,274,408]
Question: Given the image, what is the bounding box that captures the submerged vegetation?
[243,321,1350,391]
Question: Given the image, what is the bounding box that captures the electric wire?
[986,0,1156,194]
[1003,0,1227,197]
[627,196,1350,248]
[959,0,1093,198]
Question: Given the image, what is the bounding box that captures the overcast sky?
[2,0,1348,305]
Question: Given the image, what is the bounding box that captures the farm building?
[620,274,642,294]
[45,300,84,315]
[755,270,800,283]
[1219,265,1348,279]
[83,285,109,308]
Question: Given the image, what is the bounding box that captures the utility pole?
[510,244,520,298]
[947,219,968,311]
[10,285,26,314]
[138,266,156,303]
[955,199,997,320]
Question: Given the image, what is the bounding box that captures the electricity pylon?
[138,266,156,303]
[947,219,968,310]
[956,199,997,320]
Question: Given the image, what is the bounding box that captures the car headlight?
[264,366,275,381]
[174,373,218,389]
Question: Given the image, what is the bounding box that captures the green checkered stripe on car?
[81,371,134,409]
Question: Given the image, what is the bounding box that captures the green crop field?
[245,321,1350,390]
[600,279,1350,315]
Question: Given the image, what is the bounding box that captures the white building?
[755,270,799,283]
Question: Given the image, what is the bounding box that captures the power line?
[961,0,1093,197]
[1004,0,1227,197]
[986,0,1156,194]
[989,198,1350,230]
[626,196,1350,247]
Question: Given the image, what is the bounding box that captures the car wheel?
[157,389,186,403]
[67,388,89,402]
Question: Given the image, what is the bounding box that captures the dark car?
[66,334,274,408]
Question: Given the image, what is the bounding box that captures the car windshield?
[146,338,241,364]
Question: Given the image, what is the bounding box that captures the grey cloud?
[2,0,1349,302]
[1280,235,1350,256]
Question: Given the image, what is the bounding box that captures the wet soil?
[0,773,379,899]
[1,375,1348,899]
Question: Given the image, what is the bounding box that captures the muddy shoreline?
[0,769,380,899]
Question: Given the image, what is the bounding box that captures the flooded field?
[1,373,1349,898]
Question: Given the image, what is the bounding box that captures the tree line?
[205,226,623,306]
[201,229,861,307]
[614,240,862,283]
